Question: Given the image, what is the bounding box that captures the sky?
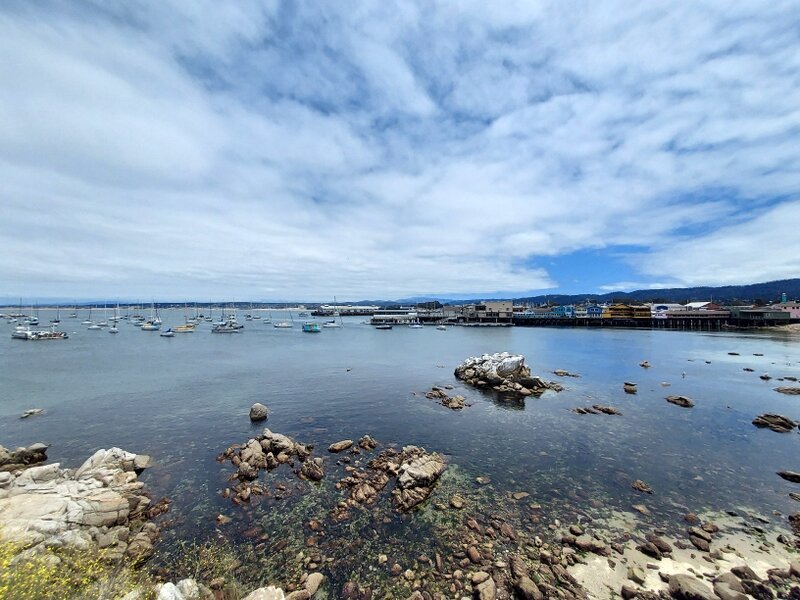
[1,1,799,302]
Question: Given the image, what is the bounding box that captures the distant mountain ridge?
[486,278,800,306]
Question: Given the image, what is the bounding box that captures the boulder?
[328,440,353,453]
[668,574,715,600]
[666,395,695,408]
[775,387,800,395]
[249,403,269,422]
[300,458,324,482]
[0,446,153,553]
[389,446,447,512]
[304,572,324,596]
[753,414,796,433]
[242,588,286,600]
[778,471,800,484]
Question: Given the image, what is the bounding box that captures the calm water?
[2,311,799,586]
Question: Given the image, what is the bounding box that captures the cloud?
[1,1,799,300]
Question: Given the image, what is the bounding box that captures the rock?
[668,573,716,600]
[300,458,324,482]
[687,527,712,542]
[358,435,377,450]
[632,504,650,516]
[624,382,638,394]
[514,577,542,600]
[553,370,580,378]
[328,440,353,453]
[242,588,286,600]
[0,446,155,556]
[454,353,558,398]
[392,447,447,511]
[689,535,710,552]
[741,580,774,600]
[731,565,759,581]
[473,572,496,600]
[666,395,695,408]
[636,542,662,560]
[778,471,800,484]
[753,414,797,433]
[632,480,654,494]
[285,591,310,600]
[760,373,772,380]
[646,535,672,554]
[775,387,800,395]
[628,566,646,585]
[467,546,481,563]
[449,495,465,509]
[790,560,800,578]
[640,361,652,368]
[157,583,185,600]
[0,442,49,470]
[714,581,747,600]
[20,408,45,419]
[249,403,269,422]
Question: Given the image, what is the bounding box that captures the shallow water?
[2,311,799,590]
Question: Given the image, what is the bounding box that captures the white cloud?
[1,1,799,300]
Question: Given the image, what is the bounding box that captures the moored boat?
[302,321,322,333]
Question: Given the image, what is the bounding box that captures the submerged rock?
[778,471,800,484]
[623,382,638,394]
[424,387,467,409]
[775,387,800,395]
[20,408,45,419]
[666,395,695,408]
[632,479,654,494]
[753,414,797,433]
[572,405,621,415]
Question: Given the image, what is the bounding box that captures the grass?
[0,541,153,600]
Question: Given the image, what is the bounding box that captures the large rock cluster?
[454,352,562,397]
[0,446,158,561]
[0,442,48,471]
[218,428,320,503]
[333,445,447,519]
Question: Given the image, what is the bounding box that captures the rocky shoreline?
[3,350,800,599]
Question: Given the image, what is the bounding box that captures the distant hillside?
[514,278,800,306]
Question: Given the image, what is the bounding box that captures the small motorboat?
[87,323,101,330]
[409,323,423,329]
[173,324,196,333]
[160,328,175,337]
[374,324,393,330]
[322,319,341,328]
[302,322,322,333]
[436,324,447,330]
[273,321,293,328]
[109,325,119,334]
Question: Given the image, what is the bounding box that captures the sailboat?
[83,306,95,326]
[322,297,343,328]
[97,304,109,327]
[50,306,61,324]
[273,309,294,328]
[141,303,161,330]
